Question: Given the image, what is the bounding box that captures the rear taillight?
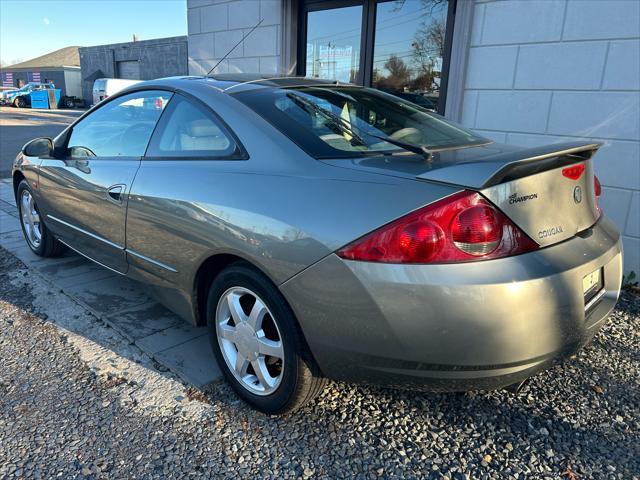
[594,175,602,215]
[451,205,502,255]
[562,163,585,180]
[337,191,539,264]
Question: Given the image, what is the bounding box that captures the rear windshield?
[234,86,488,159]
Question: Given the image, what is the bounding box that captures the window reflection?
[68,91,171,158]
[305,6,363,83]
[373,0,449,112]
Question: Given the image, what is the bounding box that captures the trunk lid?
[321,141,602,247]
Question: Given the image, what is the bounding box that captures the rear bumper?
[280,217,623,390]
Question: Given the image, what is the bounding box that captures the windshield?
[234,86,488,158]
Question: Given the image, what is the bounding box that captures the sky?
[0,0,187,66]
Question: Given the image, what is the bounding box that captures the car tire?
[64,97,75,109]
[16,180,67,257]
[14,96,26,108]
[207,262,327,414]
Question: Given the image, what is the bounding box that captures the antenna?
[207,18,264,76]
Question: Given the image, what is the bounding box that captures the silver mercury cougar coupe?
[12,75,623,414]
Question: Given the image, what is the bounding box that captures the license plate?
[583,268,603,304]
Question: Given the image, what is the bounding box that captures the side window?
[145,95,237,158]
[67,90,172,158]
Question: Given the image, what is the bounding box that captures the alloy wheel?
[215,287,285,396]
[20,190,42,249]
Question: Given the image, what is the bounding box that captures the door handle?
[107,184,125,204]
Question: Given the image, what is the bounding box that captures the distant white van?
[92,78,141,105]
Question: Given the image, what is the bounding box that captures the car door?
[124,93,244,304]
[37,89,173,273]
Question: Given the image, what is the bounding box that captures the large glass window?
[372,1,449,111]
[68,90,171,158]
[299,0,451,113]
[304,5,363,83]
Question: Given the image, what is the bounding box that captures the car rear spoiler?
[416,142,602,189]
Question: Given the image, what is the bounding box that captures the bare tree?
[388,0,447,14]
[411,18,445,92]
[377,55,411,91]
[377,0,448,92]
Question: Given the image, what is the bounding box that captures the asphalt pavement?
[0,106,83,178]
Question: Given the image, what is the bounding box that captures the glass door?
[303,5,364,83]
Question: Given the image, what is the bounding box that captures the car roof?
[132,74,358,96]
[209,74,351,92]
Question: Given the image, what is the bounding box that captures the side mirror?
[22,137,53,157]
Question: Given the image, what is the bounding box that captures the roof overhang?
[0,65,80,72]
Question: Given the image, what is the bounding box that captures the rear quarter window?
[145,94,240,159]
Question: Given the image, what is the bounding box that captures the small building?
[0,46,81,98]
[79,36,188,105]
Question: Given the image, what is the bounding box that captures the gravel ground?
[0,246,638,479]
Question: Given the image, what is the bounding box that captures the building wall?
[186,0,282,75]
[79,36,188,104]
[459,0,640,274]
